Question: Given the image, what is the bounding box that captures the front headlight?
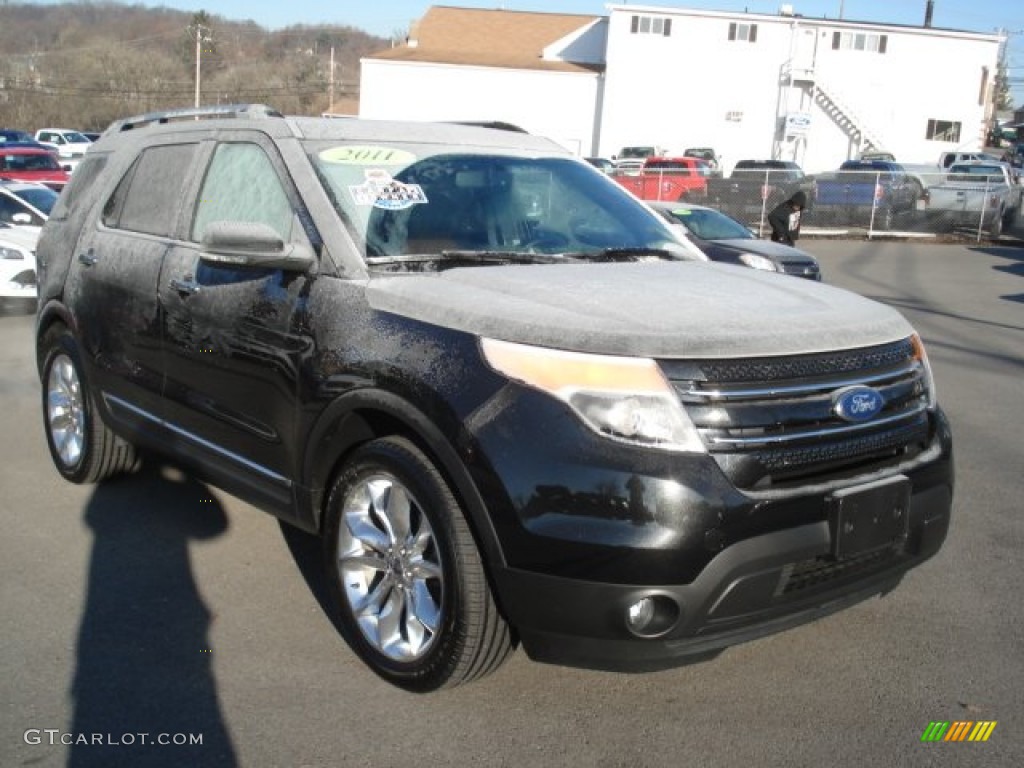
[910,333,937,409]
[480,338,706,453]
[0,246,26,260]
[738,252,779,272]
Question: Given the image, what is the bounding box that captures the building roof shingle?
[365,6,603,74]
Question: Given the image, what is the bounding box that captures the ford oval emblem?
[833,386,885,423]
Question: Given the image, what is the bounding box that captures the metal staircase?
[784,67,887,153]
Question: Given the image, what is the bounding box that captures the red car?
[611,156,713,201]
[0,146,70,191]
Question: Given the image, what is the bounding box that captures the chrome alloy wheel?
[336,474,444,662]
[46,354,85,468]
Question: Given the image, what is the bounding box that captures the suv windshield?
[306,142,685,263]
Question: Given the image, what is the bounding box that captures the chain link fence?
[705,168,1023,241]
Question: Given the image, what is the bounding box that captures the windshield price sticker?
[320,146,416,166]
[349,169,428,210]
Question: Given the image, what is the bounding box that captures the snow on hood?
[366,260,911,359]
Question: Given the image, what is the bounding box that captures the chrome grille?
[665,339,932,487]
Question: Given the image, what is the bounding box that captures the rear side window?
[191,143,294,242]
[103,143,197,236]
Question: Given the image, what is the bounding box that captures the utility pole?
[190,21,211,109]
[329,46,335,114]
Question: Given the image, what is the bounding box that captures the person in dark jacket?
[767,190,807,246]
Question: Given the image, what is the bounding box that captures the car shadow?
[69,463,238,767]
[968,245,1024,303]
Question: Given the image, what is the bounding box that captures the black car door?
[64,141,202,424]
[157,134,319,507]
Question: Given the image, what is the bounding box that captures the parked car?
[35,104,952,691]
[650,201,821,280]
[922,161,1023,237]
[1,222,38,312]
[34,128,92,168]
[0,147,71,191]
[1,129,37,144]
[0,180,58,232]
[585,157,615,174]
[683,147,720,170]
[858,150,896,162]
[706,159,817,223]
[613,145,663,172]
[612,156,712,201]
[937,151,1002,170]
[810,160,923,229]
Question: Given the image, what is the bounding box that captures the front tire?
[323,436,513,691]
[40,325,139,484]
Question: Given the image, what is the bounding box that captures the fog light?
[624,595,681,638]
[627,598,656,633]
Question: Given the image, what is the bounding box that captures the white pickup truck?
[923,161,1022,237]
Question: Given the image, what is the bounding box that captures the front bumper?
[472,392,953,672]
[494,482,949,672]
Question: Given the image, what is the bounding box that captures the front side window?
[192,143,294,243]
[306,143,685,263]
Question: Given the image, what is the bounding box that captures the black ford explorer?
[34,105,953,691]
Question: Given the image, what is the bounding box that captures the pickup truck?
[810,160,923,230]
[705,160,816,223]
[922,161,1022,237]
[611,156,712,201]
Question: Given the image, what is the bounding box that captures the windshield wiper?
[366,247,680,271]
[367,250,565,269]
[558,247,679,263]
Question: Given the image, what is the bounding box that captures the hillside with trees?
[0,2,390,132]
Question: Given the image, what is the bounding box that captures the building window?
[926,119,961,143]
[630,15,672,37]
[832,31,888,53]
[728,23,758,43]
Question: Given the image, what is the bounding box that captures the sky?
[26,1,1024,104]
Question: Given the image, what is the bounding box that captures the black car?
[651,201,821,280]
[34,104,952,691]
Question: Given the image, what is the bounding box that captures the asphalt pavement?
[1,237,1021,768]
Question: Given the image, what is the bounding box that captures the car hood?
[711,239,818,263]
[366,261,909,358]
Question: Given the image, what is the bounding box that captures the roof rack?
[104,104,283,135]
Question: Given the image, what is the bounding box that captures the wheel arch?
[301,389,507,570]
[34,300,78,374]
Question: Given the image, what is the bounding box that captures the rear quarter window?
[48,155,108,222]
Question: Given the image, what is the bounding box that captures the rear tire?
[323,436,513,691]
[40,325,139,484]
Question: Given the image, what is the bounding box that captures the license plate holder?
[827,476,911,559]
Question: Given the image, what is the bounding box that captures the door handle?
[170,277,201,296]
[78,251,98,267]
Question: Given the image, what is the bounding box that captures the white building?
[359,4,1002,173]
